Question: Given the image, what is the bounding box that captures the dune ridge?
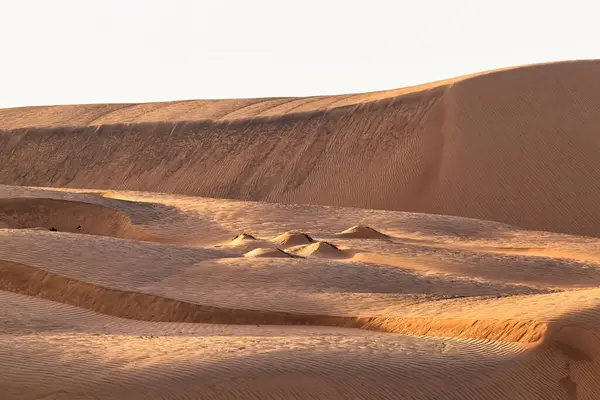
[0,259,550,343]
[0,61,577,130]
[0,62,513,130]
[1,61,600,236]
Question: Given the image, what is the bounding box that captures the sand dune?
[3,61,600,399]
[0,65,498,130]
[1,185,600,398]
[1,61,600,236]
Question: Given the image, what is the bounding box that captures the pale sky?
[1,0,599,108]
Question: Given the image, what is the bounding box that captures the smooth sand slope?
[1,60,600,236]
[1,184,600,399]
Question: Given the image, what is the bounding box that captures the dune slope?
[1,185,600,399]
[1,61,600,236]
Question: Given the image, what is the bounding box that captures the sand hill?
[1,184,600,399]
[1,60,599,237]
[3,61,600,399]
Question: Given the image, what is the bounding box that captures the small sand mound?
[228,233,257,245]
[243,248,294,258]
[335,225,389,239]
[271,231,315,247]
[220,233,275,250]
[288,241,343,259]
[234,233,256,240]
[0,198,146,240]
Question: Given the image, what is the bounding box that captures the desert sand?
[2,60,600,236]
[2,60,600,399]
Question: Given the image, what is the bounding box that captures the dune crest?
[1,61,600,236]
[226,233,257,245]
[271,231,316,247]
[0,259,548,341]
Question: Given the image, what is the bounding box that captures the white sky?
[1,0,599,108]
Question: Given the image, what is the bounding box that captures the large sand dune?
[2,61,600,398]
[1,61,600,236]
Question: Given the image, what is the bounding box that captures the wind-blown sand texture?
[1,184,600,399]
[2,60,600,399]
[2,61,600,236]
